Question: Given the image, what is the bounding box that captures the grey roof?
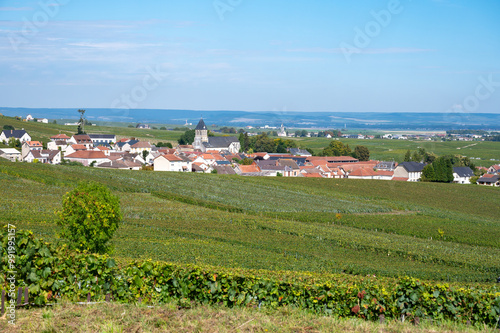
[399,162,425,172]
[453,166,474,177]
[213,165,236,175]
[203,136,238,148]
[2,129,28,139]
[289,148,312,156]
[278,159,300,169]
[195,118,207,130]
[216,160,231,165]
[477,175,499,183]
[375,161,397,170]
[88,134,116,139]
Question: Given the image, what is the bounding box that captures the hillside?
[1,159,499,283]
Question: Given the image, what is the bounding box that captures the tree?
[421,164,435,182]
[160,127,167,130]
[8,137,21,148]
[251,133,276,153]
[3,124,14,130]
[321,141,351,156]
[142,150,149,161]
[57,181,122,254]
[404,150,411,162]
[239,132,250,152]
[77,109,86,134]
[240,158,254,165]
[353,145,370,161]
[178,129,196,145]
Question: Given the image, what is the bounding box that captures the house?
[476,175,499,186]
[96,160,142,170]
[453,167,474,184]
[375,161,397,171]
[154,154,191,172]
[115,140,139,152]
[21,141,43,160]
[37,118,49,123]
[24,150,61,164]
[256,160,290,177]
[277,124,287,137]
[136,124,151,129]
[0,148,21,162]
[393,162,425,182]
[488,164,500,174]
[235,163,261,175]
[129,141,152,154]
[0,129,31,144]
[278,159,300,177]
[50,134,70,142]
[88,134,116,145]
[347,168,394,180]
[68,135,93,149]
[64,151,109,166]
[213,165,237,175]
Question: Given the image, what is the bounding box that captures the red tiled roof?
[51,134,70,139]
[348,168,377,177]
[238,164,261,173]
[393,177,409,181]
[71,144,87,150]
[66,151,107,159]
[26,141,43,147]
[131,141,151,148]
[97,146,109,151]
[302,173,323,178]
[158,154,183,162]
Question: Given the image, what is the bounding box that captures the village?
[0,117,499,186]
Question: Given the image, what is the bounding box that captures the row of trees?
[239,132,300,154]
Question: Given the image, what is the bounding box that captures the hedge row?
[1,228,499,327]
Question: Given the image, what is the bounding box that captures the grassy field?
[1,159,499,284]
[291,137,500,167]
[2,301,495,333]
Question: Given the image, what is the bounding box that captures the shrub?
[57,181,122,254]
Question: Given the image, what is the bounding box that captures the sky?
[0,0,499,113]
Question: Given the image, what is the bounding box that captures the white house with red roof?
[64,151,110,166]
[154,154,191,172]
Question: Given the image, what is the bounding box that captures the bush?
[57,181,122,254]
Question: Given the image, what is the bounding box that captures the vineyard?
[1,159,500,326]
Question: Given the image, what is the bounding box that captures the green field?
[1,159,499,284]
[291,137,500,167]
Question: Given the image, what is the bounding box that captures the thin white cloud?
[287,47,434,54]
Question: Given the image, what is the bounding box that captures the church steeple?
[193,117,208,151]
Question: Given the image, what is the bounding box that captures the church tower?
[193,117,208,150]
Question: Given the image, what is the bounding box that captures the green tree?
[404,150,411,162]
[3,124,14,130]
[178,129,196,145]
[240,158,254,165]
[142,150,149,161]
[321,141,351,156]
[251,133,276,153]
[77,109,86,134]
[57,181,122,254]
[353,145,370,161]
[238,132,250,152]
[8,137,21,148]
[421,164,436,182]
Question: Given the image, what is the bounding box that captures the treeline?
[239,132,303,154]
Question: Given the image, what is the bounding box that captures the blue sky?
[0,0,499,113]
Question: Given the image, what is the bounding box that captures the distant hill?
[1,107,499,130]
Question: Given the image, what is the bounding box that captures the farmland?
[1,159,499,284]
